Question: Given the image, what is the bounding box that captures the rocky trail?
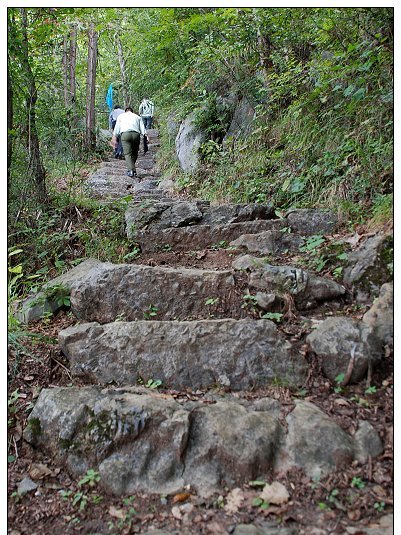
[9,129,393,535]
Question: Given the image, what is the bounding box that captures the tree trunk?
[7,55,13,181]
[252,8,272,87]
[62,35,69,108]
[69,25,77,128]
[85,22,97,151]
[20,8,48,203]
[115,33,130,107]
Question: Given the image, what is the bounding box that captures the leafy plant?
[334,373,345,394]
[252,496,269,510]
[260,312,283,323]
[211,240,229,250]
[145,379,162,389]
[143,304,159,320]
[72,491,88,510]
[374,501,385,513]
[205,297,219,306]
[350,477,365,489]
[78,469,100,488]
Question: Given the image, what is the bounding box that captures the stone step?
[132,220,286,252]
[24,386,381,497]
[17,255,346,323]
[68,262,248,323]
[59,318,308,390]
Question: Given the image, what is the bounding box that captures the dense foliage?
[7,7,393,303]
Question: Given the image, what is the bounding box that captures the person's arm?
[139,103,143,115]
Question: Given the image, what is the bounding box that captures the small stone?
[17,476,37,495]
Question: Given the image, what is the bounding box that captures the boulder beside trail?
[306,316,383,383]
[362,282,393,347]
[175,112,207,172]
[286,208,339,236]
[233,255,346,310]
[343,233,393,302]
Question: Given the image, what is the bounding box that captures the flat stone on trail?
[68,262,247,323]
[133,220,286,252]
[59,318,308,389]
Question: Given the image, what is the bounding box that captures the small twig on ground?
[342,344,356,387]
[51,356,72,380]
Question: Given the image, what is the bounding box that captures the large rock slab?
[125,200,203,233]
[175,112,207,172]
[286,209,338,236]
[125,199,277,238]
[59,319,308,389]
[134,220,286,252]
[183,400,281,496]
[343,233,393,302]
[223,98,255,143]
[230,230,305,256]
[201,203,276,225]
[306,317,383,383]
[362,282,393,346]
[274,400,355,479]
[233,255,346,310]
[68,262,246,323]
[23,386,283,496]
[25,388,383,497]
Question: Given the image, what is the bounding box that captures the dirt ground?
[7,247,393,535]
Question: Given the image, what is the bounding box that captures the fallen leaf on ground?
[29,463,52,480]
[172,492,191,503]
[224,487,244,514]
[260,481,290,505]
[108,505,125,519]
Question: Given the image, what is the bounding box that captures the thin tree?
[19,8,48,203]
[85,22,98,151]
[115,33,130,107]
[7,54,13,181]
[69,24,78,128]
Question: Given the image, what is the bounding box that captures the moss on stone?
[27,417,42,438]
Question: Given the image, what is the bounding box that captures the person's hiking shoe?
[127,170,137,178]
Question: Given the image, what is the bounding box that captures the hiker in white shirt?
[112,107,148,178]
[139,97,154,129]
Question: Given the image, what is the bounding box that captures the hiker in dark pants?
[139,97,154,129]
[112,107,148,178]
[109,105,124,159]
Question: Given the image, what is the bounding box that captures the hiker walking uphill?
[139,97,154,129]
[109,105,124,159]
[112,107,148,178]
